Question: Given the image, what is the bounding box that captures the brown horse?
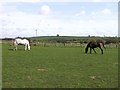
[85,41,105,54]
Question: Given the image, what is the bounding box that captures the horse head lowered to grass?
[85,41,105,54]
[13,38,31,51]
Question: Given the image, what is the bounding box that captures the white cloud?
[101,9,111,15]
[91,8,112,16]
[1,0,41,3]
[0,10,118,38]
[40,5,51,15]
[0,11,47,37]
[92,0,103,2]
[91,0,117,2]
[92,0,118,2]
[75,10,86,16]
[0,2,117,38]
[1,0,118,3]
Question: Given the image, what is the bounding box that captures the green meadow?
[2,43,118,88]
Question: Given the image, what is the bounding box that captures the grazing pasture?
[2,43,118,88]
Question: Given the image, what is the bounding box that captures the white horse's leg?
[13,46,17,51]
[27,44,30,50]
[13,42,17,51]
[15,46,17,50]
[13,47,15,51]
[25,44,27,51]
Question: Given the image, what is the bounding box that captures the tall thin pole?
[35,29,37,37]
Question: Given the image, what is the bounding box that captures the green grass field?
[2,44,118,88]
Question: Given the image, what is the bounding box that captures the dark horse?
[85,41,105,54]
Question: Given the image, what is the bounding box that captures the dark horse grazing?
[85,41,105,54]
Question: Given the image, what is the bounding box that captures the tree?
[57,34,59,37]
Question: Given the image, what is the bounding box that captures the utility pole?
[35,29,37,37]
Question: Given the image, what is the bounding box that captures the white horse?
[13,38,30,51]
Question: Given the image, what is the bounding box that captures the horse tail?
[100,42,106,49]
[102,42,106,49]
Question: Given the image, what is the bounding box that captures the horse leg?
[25,45,27,51]
[92,48,97,54]
[13,47,16,51]
[99,47,103,54]
[13,44,17,51]
[85,47,89,53]
[27,44,30,50]
[13,41,17,51]
[90,48,92,54]
[15,46,17,50]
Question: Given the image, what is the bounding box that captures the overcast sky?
[0,0,118,38]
